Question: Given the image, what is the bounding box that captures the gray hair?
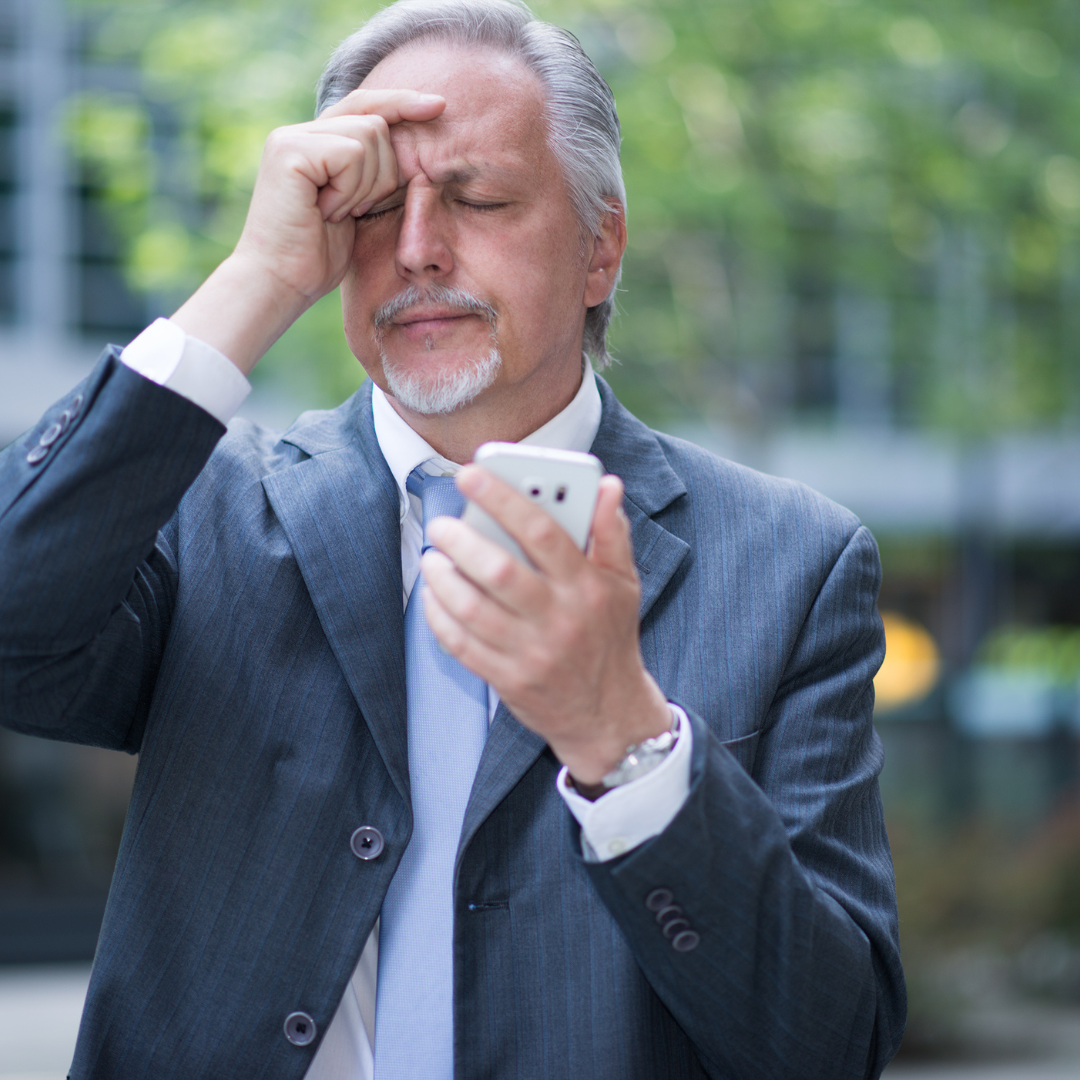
[316,0,624,367]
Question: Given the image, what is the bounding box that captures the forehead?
[360,41,555,183]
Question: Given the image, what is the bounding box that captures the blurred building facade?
[0,0,144,963]
[0,0,146,448]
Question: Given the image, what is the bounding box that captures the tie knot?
[407,468,466,550]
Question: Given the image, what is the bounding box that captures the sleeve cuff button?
[672,930,700,952]
[39,422,64,447]
[645,888,674,911]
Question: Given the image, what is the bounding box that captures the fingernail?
[355,201,373,217]
[418,93,443,101]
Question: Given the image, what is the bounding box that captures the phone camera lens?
[521,476,548,501]
[555,485,567,503]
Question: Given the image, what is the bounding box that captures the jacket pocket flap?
[719,729,760,776]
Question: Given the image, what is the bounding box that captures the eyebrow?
[428,164,481,185]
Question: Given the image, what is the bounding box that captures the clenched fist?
[172,88,445,373]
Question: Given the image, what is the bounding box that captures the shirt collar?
[371,361,603,521]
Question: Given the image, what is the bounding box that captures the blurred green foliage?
[979,624,1080,681]
[66,0,1080,430]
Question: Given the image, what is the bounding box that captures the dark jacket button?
[68,393,84,418]
[672,930,701,952]
[284,1011,317,1046]
[350,826,385,860]
[27,444,49,465]
[39,422,64,447]
[645,888,673,912]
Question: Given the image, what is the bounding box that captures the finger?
[373,116,403,205]
[263,128,374,221]
[352,116,401,218]
[320,87,446,125]
[454,465,583,579]
[324,120,383,222]
[425,516,548,616]
[312,118,387,222]
[586,475,637,577]
[420,550,519,649]
[422,581,515,686]
[305,115,400,222]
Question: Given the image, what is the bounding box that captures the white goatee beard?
[373,283,502,415]
[381,346,502,416]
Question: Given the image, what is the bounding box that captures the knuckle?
[265,126,290,148]
[373,173,397,200]
[526,516,557,547]
[458,592,482,623]
[527,642,557,680]
[489,553,516,589]
[367,114,390,137]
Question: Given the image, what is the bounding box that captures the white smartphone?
[461,442,603,564]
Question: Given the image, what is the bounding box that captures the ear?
[583,199,627,309]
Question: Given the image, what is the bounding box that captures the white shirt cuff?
[557,705,692,862]
[120,318,251,426]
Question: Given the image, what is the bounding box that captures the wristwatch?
[601,709,681,789]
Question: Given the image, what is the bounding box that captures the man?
[0,0,905,1076]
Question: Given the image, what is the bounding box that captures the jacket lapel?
[459,700,547,855]
[590,377,691,623]
[262,385,411,805]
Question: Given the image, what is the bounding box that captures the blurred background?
[3,0,1080,1073]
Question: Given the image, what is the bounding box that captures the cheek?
[340,273,381,368]
[338,272,367,353]
[501,224,587,331]
[341,227,396,326]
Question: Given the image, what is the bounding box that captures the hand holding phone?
[423,445,672,787]
[460,442,603,564]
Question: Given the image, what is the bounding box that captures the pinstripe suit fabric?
[0,349,905,1079]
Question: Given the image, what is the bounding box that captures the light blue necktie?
[374,468,489,1079]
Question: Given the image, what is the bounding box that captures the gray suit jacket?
[0,349,905,1079]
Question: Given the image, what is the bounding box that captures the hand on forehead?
[360,41,550,186]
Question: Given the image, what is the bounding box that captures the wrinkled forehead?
[360,41,555,183]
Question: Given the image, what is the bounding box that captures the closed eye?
[458,200,509,212]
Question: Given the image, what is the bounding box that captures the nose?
[394,182,453,282]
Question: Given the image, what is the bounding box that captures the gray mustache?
[372,284,497,332]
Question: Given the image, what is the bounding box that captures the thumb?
[587,475,636,576]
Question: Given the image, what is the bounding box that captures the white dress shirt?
[120,319,692,1079]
